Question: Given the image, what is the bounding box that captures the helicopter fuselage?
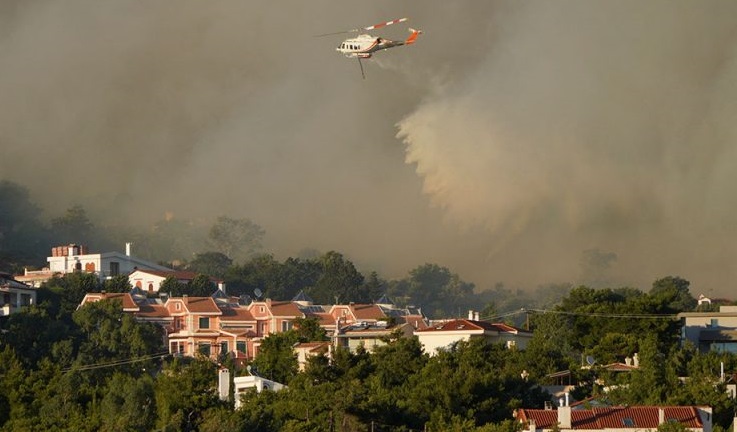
[336,34,404,58]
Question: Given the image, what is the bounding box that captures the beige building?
[0,272,37,316]
[679,306,737,353]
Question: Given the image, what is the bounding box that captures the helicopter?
[318,18,422,78]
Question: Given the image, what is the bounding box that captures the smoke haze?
[2,1,737,295]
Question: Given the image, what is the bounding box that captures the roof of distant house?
[518,406,704,430]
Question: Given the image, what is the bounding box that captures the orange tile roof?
[519,406,704,430]
[351,304,384,320]
[295,342,330,352]
[417,319,528,334]
[135,302,170,319]
[310,312,337,326]
[181,297,221,314]
[91,293,139,311]
[269,301,304,317]
[219,307,256,322]
[416,319,491,332]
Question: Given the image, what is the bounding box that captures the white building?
[128,269,223,294]
[47,243,170,280]
[415,316,532,356]
[218,368,286,409]
[0,272,37,316]
[679,306,737,353]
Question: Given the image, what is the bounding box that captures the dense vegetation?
[3,179,737,431]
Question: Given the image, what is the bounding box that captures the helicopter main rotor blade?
[363,17,407,31]
[314,29,360,37]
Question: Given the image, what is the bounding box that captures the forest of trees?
[3,179,737,431]
[1,271,736,431]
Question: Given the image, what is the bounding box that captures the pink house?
[79,290,428,365]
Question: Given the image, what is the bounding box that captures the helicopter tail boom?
[405,28,423,45]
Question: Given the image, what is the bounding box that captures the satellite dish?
[586,356,596,366]
[254,288,263,299]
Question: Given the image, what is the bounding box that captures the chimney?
[125,242,132,256]
[218,281,226,294]
[659,408,665,425]
[557,405,571,429]
[475,311,480,321]
[218,368,230,401]
[468,310,474,320]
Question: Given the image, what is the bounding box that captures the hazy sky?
[3,1,737,296]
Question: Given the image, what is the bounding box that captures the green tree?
[155,358,224,431]
[0,180,49,268]
[159,275,186,296]
[293,317,328,342]
[650,276,697,312]
[187,252,233,279]
[187,274,216,297]
[394,263,475,318]
[73,299,164,375]
[99,373,156,431]
[251,331,299,384]
[310,251,366,304]
[208,216,264,263]
[102,274,132,293]
[50,204,94,245]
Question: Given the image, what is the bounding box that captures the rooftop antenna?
[253,288,263,300]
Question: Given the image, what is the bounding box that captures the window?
[220,341,228,355]
[237,341,247,355]
[148,283,154,293]
[282,321,293,332]
[198,343,211,356]
[622,418,635,427]
[176,303,181,311]
[711,318,719,328]
[259,306,265,313]
[109,261,120,276]
[199,317,210,329]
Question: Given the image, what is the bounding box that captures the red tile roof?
[351,304,384,320]
[135,302,170,319]
[416,319,529,334]
[83,293,139,311]
[416,319,492,332]
[518,406,704,430]
[295,342,330,352]
[269,301,304,317]
[181,297,221,314]
[310,312,337,326]
[219,307,256,322]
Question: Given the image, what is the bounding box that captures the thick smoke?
[398,2,737,292]
[2,1,737,294]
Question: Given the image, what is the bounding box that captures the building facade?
[0,272,37,316]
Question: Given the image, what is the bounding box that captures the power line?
[479,308,678,322]
[62,351,170,373]
[525,308,678,320]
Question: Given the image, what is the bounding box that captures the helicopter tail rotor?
[405,28,423,45]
